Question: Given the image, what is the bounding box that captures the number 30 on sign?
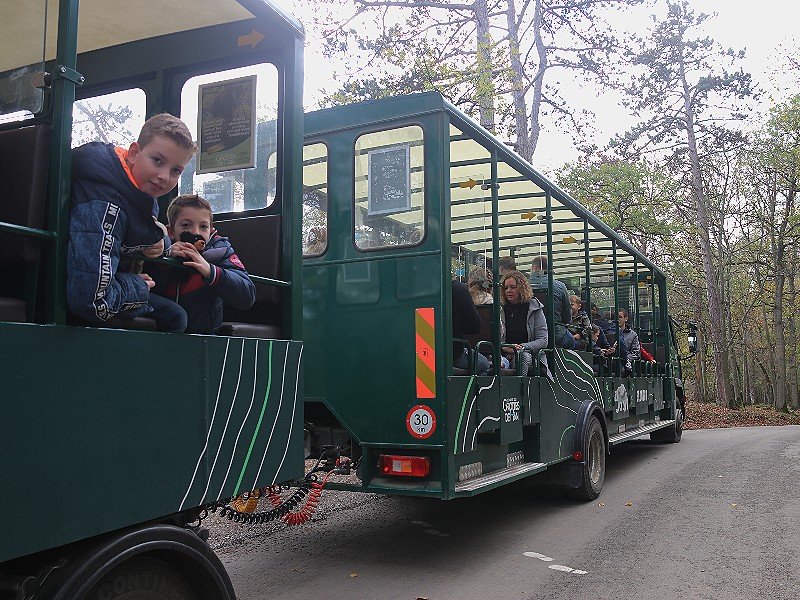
[406,405,437,439]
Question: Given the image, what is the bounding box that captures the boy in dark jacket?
[153,194,256,334]
[67,113,195,331]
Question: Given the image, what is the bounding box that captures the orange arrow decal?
[238,29,265,48]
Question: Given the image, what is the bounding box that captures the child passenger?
[67,113,195,332]
[151,194,256,334]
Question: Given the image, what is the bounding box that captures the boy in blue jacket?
[152,194,256,334]
[67,113,195,331]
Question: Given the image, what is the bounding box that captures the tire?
[84,556,196,600]
[567,415,605,501]
[651,393,684,443]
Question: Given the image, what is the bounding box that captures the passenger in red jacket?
[153,194,256,334]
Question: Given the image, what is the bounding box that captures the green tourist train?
[300,92,690,501]
[0,1,691,598]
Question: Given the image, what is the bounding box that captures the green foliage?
[555,156,680,255]
[612,0,753,158]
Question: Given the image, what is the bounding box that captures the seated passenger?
[618,308,641,369]
[590,303,614,342]
[590,324,617,375]
[528,256,576,349]
[67,113,195,332]
[452,279,490,375]
[498,255,516,277]
[467,266,493,305]
[151,194,256,334]
[568,294,591,349]
[499,270,550,376]
[305,226,327,255]
[640,345,656,363]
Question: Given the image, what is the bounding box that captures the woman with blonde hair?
[499,270,549,376]
[467,265,493,305]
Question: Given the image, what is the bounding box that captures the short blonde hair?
[499,270,533,305]
[138,113,197,152]
[569,294,582,305]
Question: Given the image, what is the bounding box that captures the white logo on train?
[503,398,520,422]
[614,385,629,414]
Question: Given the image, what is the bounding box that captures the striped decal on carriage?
[415,307,436,398]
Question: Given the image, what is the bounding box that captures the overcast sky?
[283,0,799,172]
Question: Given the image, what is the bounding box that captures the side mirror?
[687,322,698,355]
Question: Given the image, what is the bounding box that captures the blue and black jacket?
[67,142,165,323]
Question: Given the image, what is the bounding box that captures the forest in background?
[307,0,800,410]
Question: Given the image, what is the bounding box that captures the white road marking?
[424,529,450,537]
[523,552,553,562]
[549,565,574,572]
[524,552,587,575]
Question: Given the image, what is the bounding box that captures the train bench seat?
[458,304,515,376]
[0,123,51,323]
[68,216,284,338]
[214,214,283,339]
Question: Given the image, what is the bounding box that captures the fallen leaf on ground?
[349,572,358,578]
[625,502,633,507]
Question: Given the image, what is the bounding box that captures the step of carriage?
[607,420,676,446]
[455,460,547,493]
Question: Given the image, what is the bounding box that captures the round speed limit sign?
[406,405,437,439]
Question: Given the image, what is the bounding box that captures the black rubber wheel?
[84,556,196,600]
[567,415,605,501]
[651,395,684,443]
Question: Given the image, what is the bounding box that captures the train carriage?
[301,92,688,501]
[0,1,304,597]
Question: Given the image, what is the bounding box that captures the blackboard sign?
[197,75,256,174]
[367,144,410,216]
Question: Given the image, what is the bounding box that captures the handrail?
[0,221,57,240]
[140,254,291,288]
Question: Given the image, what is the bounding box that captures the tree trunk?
[504,0,531,161]
[774,272,787,411]
[528,0,545,157]
[474,0,495,133]
[680,58,733,407]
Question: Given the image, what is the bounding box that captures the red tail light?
[572,450,583,461]
[379,455,431,477]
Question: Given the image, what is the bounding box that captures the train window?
[72,89,146,147]
[178,63,279,213]
[302,143,328,257]
[353,125,425,250]
[0,2,54,123]
[449,123,492,280]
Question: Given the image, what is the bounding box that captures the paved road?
[216,426,800,600]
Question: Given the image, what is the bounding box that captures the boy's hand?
[152,216,168,237]
[181,243,211,279]
[142,238,165,258]
[138,273,155,290]
[142,217,169,258]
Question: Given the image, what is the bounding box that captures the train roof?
[0,0,303,75]
[306,92,666,283]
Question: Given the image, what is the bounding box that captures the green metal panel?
[538,350,600,463]
[0,324,303,564]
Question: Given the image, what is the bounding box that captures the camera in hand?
[179,231,206,251]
